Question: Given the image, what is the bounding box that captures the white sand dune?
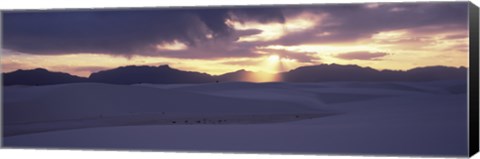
[4,83,321,123]
[3,81,468,156]
[4,83,330,136]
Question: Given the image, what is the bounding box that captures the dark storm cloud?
[336,51,389,60]
[5,10,194,54]
[231,7,286,23]
[3,7,284,56]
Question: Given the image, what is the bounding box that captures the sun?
[268,55,280,63]
[243,54,283,82]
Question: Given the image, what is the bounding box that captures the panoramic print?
[2,2,470,156]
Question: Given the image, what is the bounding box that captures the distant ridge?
[3,68,87,85]
[216,69,278,82]
[89,65,213,84]
[2,64,468,85]
[282,64,467,82]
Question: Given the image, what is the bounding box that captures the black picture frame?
[469,2,479,157]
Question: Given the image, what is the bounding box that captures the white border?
[0,0,479,159]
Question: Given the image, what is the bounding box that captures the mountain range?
[2,64,468,85]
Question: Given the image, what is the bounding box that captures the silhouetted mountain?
[282,64,467,82]
[2,64,468,85]
[216,69,251,82]
[216,69,277,82]
[89,65,214,84]
[282,64,382,82]
[3,68,87,86]
[403,66,468,81]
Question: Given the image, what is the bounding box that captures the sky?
[1,2,470,77]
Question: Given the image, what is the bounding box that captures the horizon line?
[1,63,469,78]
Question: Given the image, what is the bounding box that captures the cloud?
[221,58,263,66]
[231,7,286,23]
[2,2,468,60]
[1,61,27,72]
[336,51,389,60]
[69,66,111,73]
[389,7,408,12]
[447,44,469,53]
[234,29,263,38]
[258,48,320,63]
[270,2,468,45]
[3,7,285,57]
[444,34,468,40]
[364,3,381,9]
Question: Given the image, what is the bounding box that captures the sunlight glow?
[268,55,280,63]
[236,54,287,83]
